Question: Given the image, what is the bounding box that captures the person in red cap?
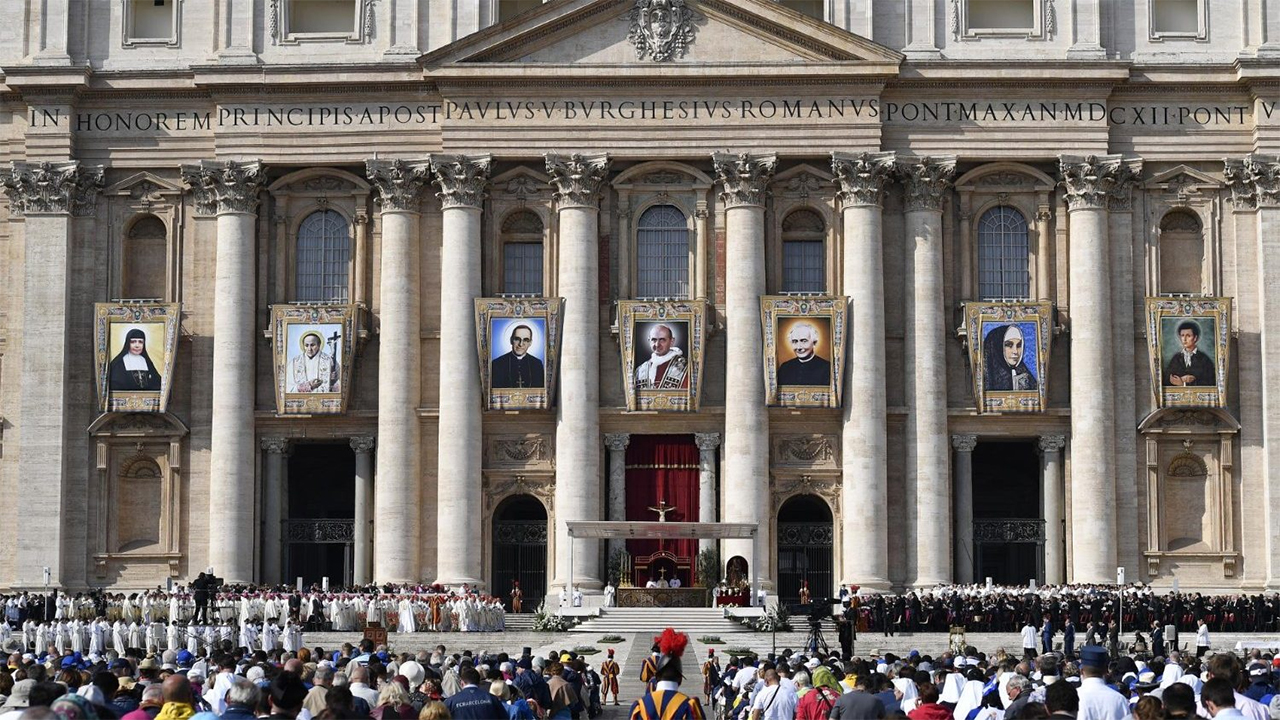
[630,628,705,720]
[799,580,811,605]
[600,649,621,706]
[700,649,720,707]
[510,581,523,614]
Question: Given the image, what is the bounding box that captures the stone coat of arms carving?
[625,0,697,62]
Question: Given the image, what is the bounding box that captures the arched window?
[977,206,1030,300]
[636,205,689,299]
[296,210,351,302]
[122,214,167,300]
[1159,210,1204,294]
[781,208,826,293]
[501,210,545,295]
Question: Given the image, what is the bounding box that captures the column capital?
[1058,154,1142,211]
[831,151,896,209]
[1224,154,1280,210]
[365,158,432,212]
[545,153,611,209]
[431,154,491,210]
[711,152,777,209]
[897,155,956,213]
[1039,434,1067,453]
[604,433,631,452]
[951,434,978,453]
[2,160,104,217]
[694,432,722,451]
[350,435,376,453]
[180,159,265,216]
[261,436,289,454]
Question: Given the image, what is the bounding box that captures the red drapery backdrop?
[625,434,700,587]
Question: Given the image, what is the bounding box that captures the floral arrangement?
[531,599,577,632]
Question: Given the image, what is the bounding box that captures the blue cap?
[61,656,79,669]
[1079,646,1108,670]
[176,650,194,667]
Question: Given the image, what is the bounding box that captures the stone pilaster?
[260,437,288,585]
[713,152,775,593]
[1039,435,1067,585]
[366,158,432,583]
[832,151,895,592]
[1224,154,1280,589]
[951,435,977,585]
[694,432,722,557]
[431,154,491,589]
[547,153,611,593]
[3,161,102,588]
[899,156,956,587]
[604,433,631,559]
[182,159,265,584]
[1058,154,1138,583]
[350,435,376,586]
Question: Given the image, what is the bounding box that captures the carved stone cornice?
[1039,434,1067,453]
[1058,154,1142,212]
[694,432,721,451]
[604,433,631,452]
[349,435,376,454]
[897,155,957,213]
[2,161,104,217]
[831,151,896,209]
[365,158,432,213]
[260,437,288,454]
[430,154,491,210]
[545,153,611,209]
[712,152,776,209]
[1224,155,1280,210]
[771,434,838,468]
[951,434,978,453]
[624,0,698,62]
[180,160,266,216]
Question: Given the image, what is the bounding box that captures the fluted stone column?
[695,432,721,557]
[547,153,611,593]
[713,152,776,593]
[1059,154,1139,583]
[2,161,102,587]
[351,436,376,586]
[431,155,491,588]
[366,159,431,583]
[182,160,265,584]
[831,151,895,592]
[1224,155,1280,589]
[900,156,956,587]
[261,438,288,585]
[1039,435,1066,585]
[951,435,977,585]
[605,433,630,560]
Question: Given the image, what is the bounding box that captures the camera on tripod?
[787,599,833,621]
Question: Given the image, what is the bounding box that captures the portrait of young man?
[1164,318,1217,387]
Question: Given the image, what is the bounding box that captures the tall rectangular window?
[297,210,351,302]
[636,205,690,299]
[977,206,1031,300]
[782,241,825,293]
[503,243,544,295]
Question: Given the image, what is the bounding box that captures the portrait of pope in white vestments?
[288,327,341,393]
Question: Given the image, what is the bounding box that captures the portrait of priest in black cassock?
[491,322,545,389]
[776,320,831,386]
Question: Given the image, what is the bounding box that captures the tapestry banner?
[618,300,707,412]
[1144,297,1231,408]
[963,301,1053,414]
[94,303,181,413]
[475,297,564,411]
[760,296,847,408]
[270,304,357,415]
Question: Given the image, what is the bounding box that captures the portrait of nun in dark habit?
[108,328,162,391]
[983,323,1038,391]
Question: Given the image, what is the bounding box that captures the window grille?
[636,205,689,299]
[977,206,1030,300]
[296,210,351,302]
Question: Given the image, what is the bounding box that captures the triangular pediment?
[104,172,185,199]
[420,0,901,72]
[1145,164,1223,190]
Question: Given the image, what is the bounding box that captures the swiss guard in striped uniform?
[630,628,706,720]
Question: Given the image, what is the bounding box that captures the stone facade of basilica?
[0,0,1276,597]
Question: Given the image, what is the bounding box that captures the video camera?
[786,599,833,624]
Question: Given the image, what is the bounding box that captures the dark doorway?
[971,440,1043,585]
[776,494,834,605]
[491,495,548,612]
[284,443,355,587]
